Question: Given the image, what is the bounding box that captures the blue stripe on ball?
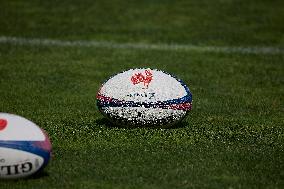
[0,141,51,169]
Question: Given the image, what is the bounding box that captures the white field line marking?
[0,36,283,55]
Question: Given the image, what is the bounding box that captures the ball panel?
[0,113,45,141]
[100,69,188,102]
[0,147,44,179]
[101,107,187,126]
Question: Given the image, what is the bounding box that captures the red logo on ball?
[0,119,7,131]
[131,70,153,88]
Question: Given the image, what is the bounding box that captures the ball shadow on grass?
[95,117,189,129]
[0,171,49,182]
[28,170,49,180]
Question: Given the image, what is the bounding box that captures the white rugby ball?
[0,113,52,179]
[97,68,192,127]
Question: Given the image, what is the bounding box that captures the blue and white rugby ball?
[0,113,52,179]
[97,68,192,127]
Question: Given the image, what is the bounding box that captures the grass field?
[0,0,283,188]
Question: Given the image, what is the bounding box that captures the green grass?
[0,0,284,188]
[1,0,284,46]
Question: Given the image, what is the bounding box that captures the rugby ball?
[97,68,192,127]
[0,113,52,179]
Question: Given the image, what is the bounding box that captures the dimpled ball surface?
[97,68,192,127]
